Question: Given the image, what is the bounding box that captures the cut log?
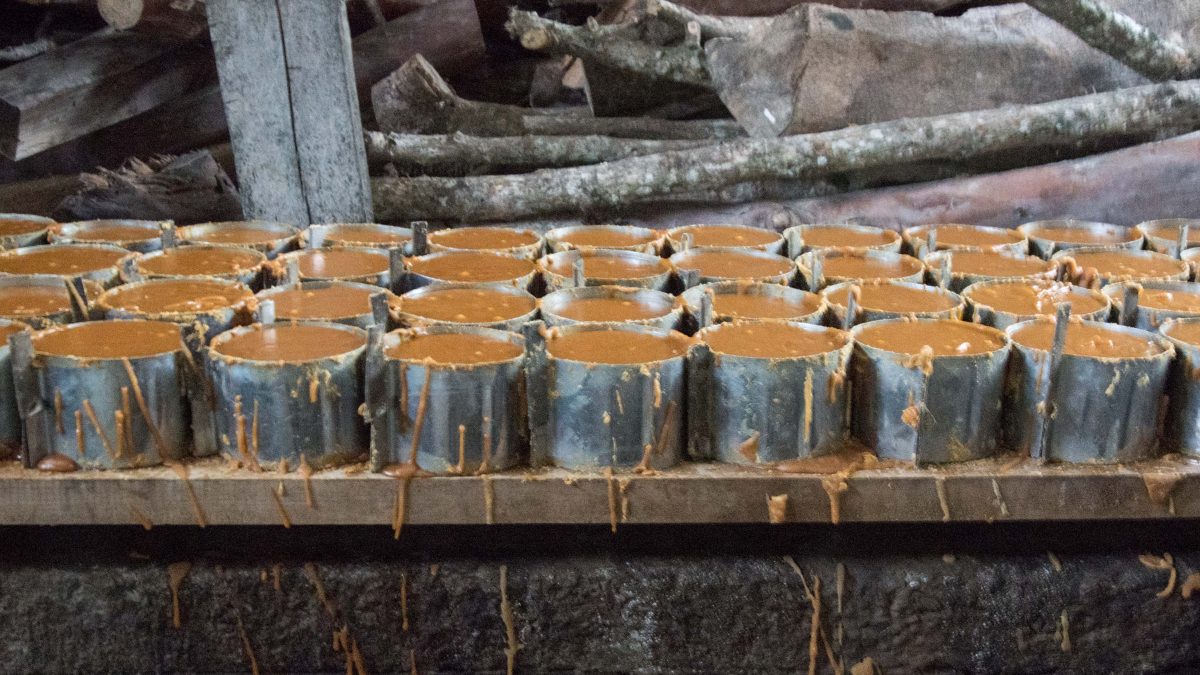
[54,151,242,223]
[371,80,1200,222]
[371,54,741,139]
[703,3,1150,137]
[0,30,216,160]
[98,0,209,41]
[0,40,55,64]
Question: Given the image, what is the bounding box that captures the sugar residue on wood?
[767,493,788,524]
[166,561,192,629]
[167,461,208,527]
[499,565,522,675]
[1139,552,1177,597]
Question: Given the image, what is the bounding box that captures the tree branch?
[1027,0,1199,81]
[643,0,756,40]
[372,80,1200,222]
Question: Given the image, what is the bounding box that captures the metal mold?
[1005,316,1173,463]
[257,280,396,329]
[205,322,369,469]
[539,249,673,293]
[964,279,1109,330]
[543,224,664,254]
[1159,318,1200,457]
[0,275,101,328]
[1104,280,1200,330]
[679,282,825,332]
[427,226,544,260]
[688,321,852,463]
[850,318,1010,464]
[176,221,299,259]
[1052,247,1190,286]
[267,246,392,288]
[902,224,1027,258]
[924,250,1057,293]
[665,224,786,256]
[129,245,267,288]
[783,223,902,256]
[0,319,30,457]
[796,250,924,291]
[305,222,414,253]
[1137,219,1200,257]
[821,280,964,327]
[525,323,691,470]
[539,285,683,330]
[404,251,540,294]
[0,243,135,288]
[365,325,526,473]
[0,214,53,250]
[671,247,798,289]
[1018,219,1142,258]
[394,282,537,331]
[49,219,169,253]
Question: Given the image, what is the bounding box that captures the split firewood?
[1027,0,1200,81]
[371,54,742,139]
[54,151,242,223]
[98,0,209,41]
[372,80,1200,222]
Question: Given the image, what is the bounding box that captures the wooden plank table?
[2,455,1197,526]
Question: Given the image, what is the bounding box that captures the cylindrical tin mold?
[0,214,53,249]
[177,221,299,258]
[13,320,190,468]
[539,249,673,292]
[963,279,1109,330]
[1004,317,1173,463]
[305,222,413,253]
[267,246,392,288]
[679,282,825,333]
[256,280,397,329]
[365,325,526,473]
[688,321,852,463]
[783,223,902,257]
[0,275,102,327]
[0,319,31,457]
[671,247,799,288]
[1159,317,1200,456]
[543,224,664,255]
[0,243,135,287]
[1018,219,1142,258]
[665,224,787,256]
[540,285,684,330]
[1103,280,1200,331]
[95,277,254,340]
[822,280,964,327]
[1137,219,1200,257]
[1052,247,1190,287]
[404,250,541,294]
[923,250,1058,293]
[50,219,168,253]
[796,250,924,291]
[525,322,692,469]
[427,226,544,260]
[902,224,1027,258]
[394,282,537,331]
[1184,247,1200,281]
[206,322,369,469]
[850,318,1010,464]
[130,244,267,288]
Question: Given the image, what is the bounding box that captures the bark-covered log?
[371,54,742,139]
[371,80,1200,222]
[54,151,242,223]
[1027,0,1199,81]
[98,0,209,41]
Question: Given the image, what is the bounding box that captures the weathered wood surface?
[0,30,215,160]
[0,457,1195,526]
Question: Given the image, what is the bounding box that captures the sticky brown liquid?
[911,225,1023,248]
[386,332,522,364]
[551,296,673,322]
[929,251,1052,277]
[1010,321,1161,358]
[401,287,534,323]
[968,282,1105,316]
[822,255,921,280]
[826,284,957,313]
[411,252,535,283]
[34,320,181,359]
[138,246,264,276]
[1066,251,1185,280]
[548,330,691,364]
[61,222,159,242]
[294,249,388,278]
[1164,322,1200,347]
[711,292,821,320]
[0,218,48,237]
[1143,222,1200,244]
[102,279,250,314]
[545,254,668,281]
[0,286,70,316]
[704,322,845,358]
[215,324,365,362]
[1028,225,1134,244]
[185,224,293,245]
[270,285,378,320]
[675,250,794,279]
[323,225,411,246]
[556,227,658,248]
[803,227,897,248]
[0,322,26,343]
[429,227,539,250]
[0,245,127,276]
[672,225,779,247]
[856,320,1004,356]
[1139,288,1200,312]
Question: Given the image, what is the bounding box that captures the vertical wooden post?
[206,0,373,226]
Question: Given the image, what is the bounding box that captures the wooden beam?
[0,30,216,160]
[0,457,1195,526]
